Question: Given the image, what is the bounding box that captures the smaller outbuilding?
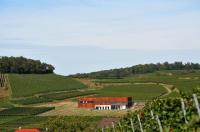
[78,97,133,110]
[15,128,40,132]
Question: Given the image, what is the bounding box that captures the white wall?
[95,105,111,110]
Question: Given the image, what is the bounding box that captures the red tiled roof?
[15,129,40,132]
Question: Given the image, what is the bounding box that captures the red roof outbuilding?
[15,129,40,132]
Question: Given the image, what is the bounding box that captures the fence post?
[130,118,135,132]
[156,115,163,132]
[101,127,104,132]
[112,122,116,132]
[150,110,154,119]
[180,98,188,124]
[193,94,200,117]
[137,114,144,132]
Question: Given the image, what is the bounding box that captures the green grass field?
[9,74,87,98]
[96,84,167,101]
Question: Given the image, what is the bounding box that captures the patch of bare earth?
[0,88,9,98]
[75,78,103,88]
[97,117,120,128]
[37,99,141,117]
[131,102,145,111]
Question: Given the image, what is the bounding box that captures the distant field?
[9,74,87,97]
[95,70,200,93]
[96,84,167,101]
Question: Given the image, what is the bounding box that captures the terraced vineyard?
[101,88,200,132]
[95,70,200,96]
[9,74,87,97]
[11,90,96,105]
[0,70,200,131]
[96,84,167,101]
[0,107,54,116]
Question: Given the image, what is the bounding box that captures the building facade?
[78,97,133,110]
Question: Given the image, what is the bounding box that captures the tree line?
[0,56,55,74]
[71,62,200,79]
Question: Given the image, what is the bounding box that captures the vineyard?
[0,74,6,89]
[98,88,200,132]
[96,84,167,101]
[0,71,200,131]
[0,107,54,116]
[9,74,87,97]
[11,90,96,105]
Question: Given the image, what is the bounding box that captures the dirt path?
[159,83,180,97]
[75,78,103,88]
[159,83,172,94]
[133,82,179,97]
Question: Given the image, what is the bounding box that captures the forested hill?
[0,56,54,74]
[71,62,200,79]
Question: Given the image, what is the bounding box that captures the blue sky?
[0,0,200,75]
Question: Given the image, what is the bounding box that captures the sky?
[0,0,200,75]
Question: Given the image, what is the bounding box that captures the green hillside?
[71,62,200,79]
[95,70,200,93]
[96,84,167,101]
[9,74,87,98]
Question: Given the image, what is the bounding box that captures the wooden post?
[130,118,135,132]
[180,98,188,124]
[193,94,200,117]
[101,127,104,132]
[150,110,154,119]
[156,115,163,132]
[112,122,116,132]
[137,114,144,132]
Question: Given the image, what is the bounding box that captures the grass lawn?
[96,84,167,101]
[9,74,87,98]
